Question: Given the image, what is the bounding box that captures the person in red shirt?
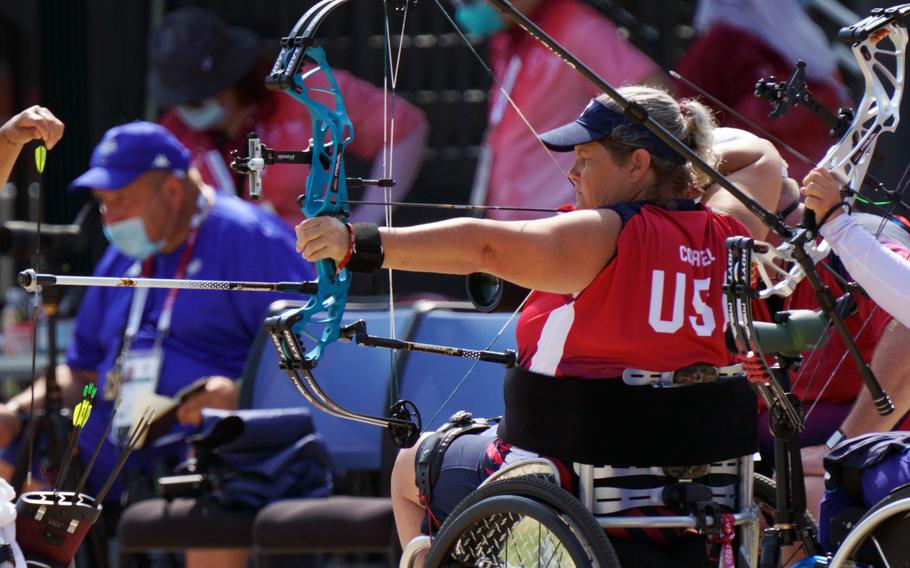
[674,0,849,181]
[297,87,783,565]
[148,7,428,228]
[454,0,671,221]
[750,174,910,519]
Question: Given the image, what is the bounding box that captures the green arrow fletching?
[83,383,97,399]
[34,144,46,174]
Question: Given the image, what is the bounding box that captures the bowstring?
[429,0,569,182]
[27,145,47,487]
[798,198,902,425]
[381,0,410,407]
[424,292,531,430]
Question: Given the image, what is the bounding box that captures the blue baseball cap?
[539,98,685,164]
[69,121,191,192]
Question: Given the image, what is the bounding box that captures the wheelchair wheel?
[828,483,910,568]
[752,473,822,564]
[424,475,620,568]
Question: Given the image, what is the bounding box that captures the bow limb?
[754,7,910,299]
[260,0,436,447]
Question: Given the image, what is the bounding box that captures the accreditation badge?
[111,349,164,445]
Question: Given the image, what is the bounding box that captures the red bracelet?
[336,223,355,273]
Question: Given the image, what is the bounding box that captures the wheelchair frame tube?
[596,508,759,529]
[577,464,595,512]
[739,455,759,565]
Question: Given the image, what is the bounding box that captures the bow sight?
[228,133,395,201]
[754,61,855,140]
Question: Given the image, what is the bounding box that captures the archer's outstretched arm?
[0,106,65,185]
[297,209,621,295]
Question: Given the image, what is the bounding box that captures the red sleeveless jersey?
[516,201,749,378]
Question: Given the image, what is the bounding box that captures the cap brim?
[539,121,608,152]
[68,167,143,192]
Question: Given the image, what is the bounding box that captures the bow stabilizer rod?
[17,269,317,295]
[340,319,517,367]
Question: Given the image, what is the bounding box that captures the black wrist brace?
[346,223,385,273]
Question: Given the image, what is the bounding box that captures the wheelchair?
[400,455,760,567]
[400,369,763,568]
[395,427,910,568]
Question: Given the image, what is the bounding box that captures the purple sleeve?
[65,287,108,372]
[222,218,316,340]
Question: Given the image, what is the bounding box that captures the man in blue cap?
[0,122,312,559]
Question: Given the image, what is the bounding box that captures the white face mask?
[175,97,225,131]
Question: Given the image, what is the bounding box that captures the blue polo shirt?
[66,194,313,500]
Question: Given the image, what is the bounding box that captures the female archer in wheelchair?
[296,86,783,566]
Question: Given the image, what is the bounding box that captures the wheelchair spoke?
[543,537,565,568]
[869,535,891,568]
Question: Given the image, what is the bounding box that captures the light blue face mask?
[175,97,225,132]
[455,1,505,38]
[103,217,163,260]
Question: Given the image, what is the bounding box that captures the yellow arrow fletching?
[34,144,46,174]
[73,400,92,428]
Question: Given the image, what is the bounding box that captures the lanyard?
[121,191,212,350]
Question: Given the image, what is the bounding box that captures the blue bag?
[820,431,910,553]
[189,408,333,510]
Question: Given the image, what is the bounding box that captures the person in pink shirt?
[148,7,428,228]
[454,0,669,221]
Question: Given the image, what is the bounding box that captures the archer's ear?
[628,147,652,181]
